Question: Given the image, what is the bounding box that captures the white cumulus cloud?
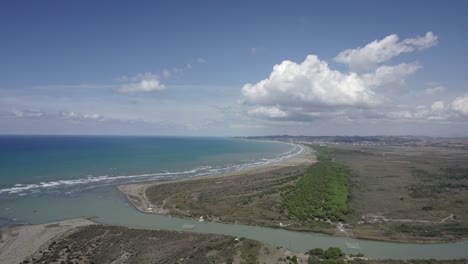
[241,55,420,121]
[431,101,445,112]
[451,94,468,116]
[387,95,468,121]
[241,32,440,123]
[242,55,381,108]
[334,32,437,72]
[362,63,420,90]
[117,72,165,94]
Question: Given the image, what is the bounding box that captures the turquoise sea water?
[0,136,298,198]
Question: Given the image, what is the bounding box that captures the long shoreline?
[0,141,304,197]
[117,143,315,215]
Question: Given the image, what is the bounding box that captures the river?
[1,186,466,260]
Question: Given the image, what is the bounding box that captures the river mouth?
[1,186,467,260]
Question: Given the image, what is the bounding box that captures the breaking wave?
[0,143,304,198]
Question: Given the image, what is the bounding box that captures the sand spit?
[0,218,95,264]
[117,144,315,214]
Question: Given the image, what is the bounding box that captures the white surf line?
[0,143,305,196]
[0,169,200,195]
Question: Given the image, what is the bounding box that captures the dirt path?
[362,213,455,224]
[336,222,349,236]
[439,214,455,223]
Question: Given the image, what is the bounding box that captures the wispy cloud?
[32,83,114,90]
[60,111,105,121]
[28,57,209,96]
[424,86,446,95]
[162,69,171,79]
[334,32,437,72]
[118,57,207,92]
[8,109,45,118]
[116,72,165,94]
[2,108,159,124]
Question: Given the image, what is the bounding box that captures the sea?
[0,135,300,224]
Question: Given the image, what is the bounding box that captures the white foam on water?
[0,143,304,197]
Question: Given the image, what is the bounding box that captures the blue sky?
[1,0,468,136]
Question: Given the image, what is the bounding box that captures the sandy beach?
[0,218,95,264]
[117,144,315,214]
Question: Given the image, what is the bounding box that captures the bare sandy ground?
[0,218,95,264]
[117,144,315,214]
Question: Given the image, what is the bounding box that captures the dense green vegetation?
[307,247,344,264]
[282,155,348,221]
[278,255,299,264]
